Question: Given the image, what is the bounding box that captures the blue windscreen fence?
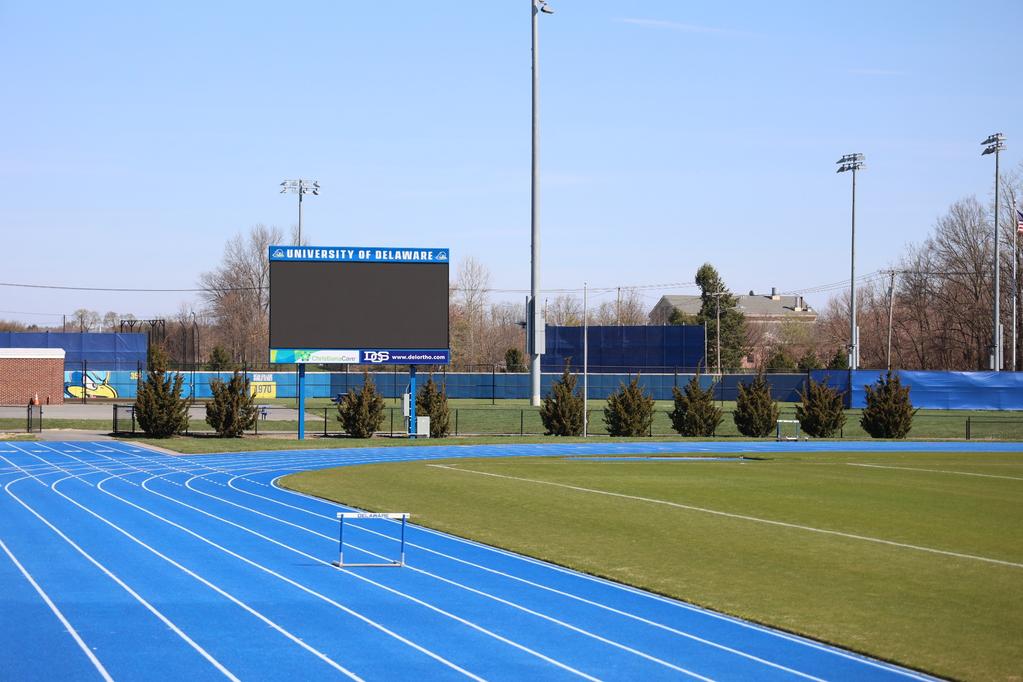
[0,332,148,371]
[45,361,1023,410]
[810,370,1023,410]
[541,325,705,373]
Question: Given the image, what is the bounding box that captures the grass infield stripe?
[0,536,115,682]
[427,464,1023,570]
[847,462,1023,481]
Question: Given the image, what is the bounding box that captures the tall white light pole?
[837,153,865,370]
[982,133,1006,370]
[583,282,588,437]
[529,0,553,406]
[280,179,320,246]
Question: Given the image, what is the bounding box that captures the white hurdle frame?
[332,512,410,568]
[776,419,802,441]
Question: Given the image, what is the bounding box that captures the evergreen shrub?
[417,375,450,438]
[733,371,779,437]
[860,371,916,439]
[134,351,189,438]
[604,377,655,437]
[539,364,584,436]
[669,375,722,437]
[795,378,846,438]
[205,371,258,437]
[337,372,386,438]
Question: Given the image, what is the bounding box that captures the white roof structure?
[0,348,66,359]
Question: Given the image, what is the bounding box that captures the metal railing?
[105,403,1023,440]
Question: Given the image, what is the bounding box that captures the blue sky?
[1,0,1020,323]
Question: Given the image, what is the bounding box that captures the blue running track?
[5,439,1012,680]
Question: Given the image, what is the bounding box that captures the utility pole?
[886,270,897,371]
[715,293,722,374]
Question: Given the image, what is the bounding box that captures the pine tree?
[795,377,846,438]
[764,349,797,371]
[828,348,849,370]
[337,372,386,438]
[134,349,189,438]
[539,364,584,436]
[504,348,525,372]
[860,370,916,439]
[603,377,655,437]
[797,350,822,371]
[695,263,748,370]
[205,371,258,437]
[416,375,450,438]
[207,345,233,371]
[733,371,779,437]
[669,375,722,437]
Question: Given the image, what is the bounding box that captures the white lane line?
[3,478,240,681]
[135,473,592,682]
[56,449,483,680]
[118,476,489,682]
[83,444,932,680]
[847,462,1023,481]
[427,464,1023,570]
[48,474,364,682]
[235,473,827,680]
[190,474,726,681]
[265,464,936,681]
[11,443,96,486]
[0,534,115,682]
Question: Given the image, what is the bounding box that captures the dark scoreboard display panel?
[268,246,449,364]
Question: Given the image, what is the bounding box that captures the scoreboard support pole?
[408,365,417,439]
[298,364,307,440]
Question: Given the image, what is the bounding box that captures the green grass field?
[282,449,1023,681]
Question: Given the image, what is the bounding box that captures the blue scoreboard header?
[269,246,449,263]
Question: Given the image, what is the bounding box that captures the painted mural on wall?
[65,370,119,399]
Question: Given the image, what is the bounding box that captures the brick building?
[0,348,65,405]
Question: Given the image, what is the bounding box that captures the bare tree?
[821,194,1003,370]
[72,308,101,332]
[451,256,491,368]
[199,224,282,364]
[546,294,582,326]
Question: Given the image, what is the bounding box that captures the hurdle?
[776,419,802,441]
[332,512,410,568]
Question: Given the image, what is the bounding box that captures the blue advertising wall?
[1,332,147,370]
[64,368,1023,410]
[811,370,1023,410]
[541,325,705,373]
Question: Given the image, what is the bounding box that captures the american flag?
[1018,208,1023,235]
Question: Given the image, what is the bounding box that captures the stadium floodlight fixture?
[981,133,1005,156]
[836,152,865,370]
[982,132,1006,370]
[280,179,320,245]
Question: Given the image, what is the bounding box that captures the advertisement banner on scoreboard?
[269,349,449,365]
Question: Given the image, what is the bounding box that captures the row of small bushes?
[133,354,453,438]
[538,366,915,439]
[133,354,915,440]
